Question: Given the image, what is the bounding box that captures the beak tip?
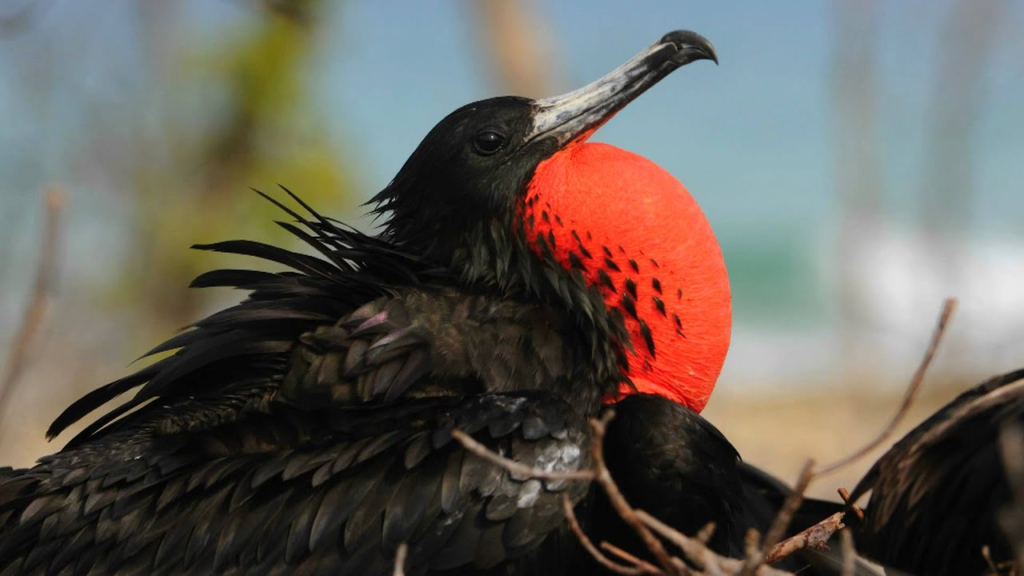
[661,30,718,66]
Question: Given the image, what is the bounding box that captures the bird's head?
[372,31,729,413]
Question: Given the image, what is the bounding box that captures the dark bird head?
[372,31,728,412]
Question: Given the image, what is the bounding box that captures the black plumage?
[846,368,1024,575]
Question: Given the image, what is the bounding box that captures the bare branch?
[839,529,856,576]
[815,297,957,477]
[696,522,717,545]
[563,493,650,575]
[762,460,815,553]
[450,429,594,481]
[837,488,865,522]
[636,511,792,576]
[392,542,408,576]
[0,188,64,410]
[590,410,680,575]
[764,512,845,564]
[600,541,664,575]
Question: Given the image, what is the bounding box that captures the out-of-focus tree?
[121,0,353,335]
[831,0,882,375]
[920,0,1000,270]
[468,0,560,98]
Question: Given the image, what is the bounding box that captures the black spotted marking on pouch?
[555,214,563,226]
[602,246,613,258]
[604,258,620,272]
[547,230,557,250]
[526,214,535,230]
[628,259,639,273]
[568,252,587,272]
[676,288,683,301]
[650,258,660,269]
[597,270,616,293]
[618,246,625,254]
[621,293,638,320]
[639,320,656,357]
[541,210,550,223]
[535,233,554,259]
[653,296,666,316]
[572,230,582,243]
[624,278,637,300]
[672,313,685,337]
[586,231,593,240]
[652,278,662,294]
[570,230,593,258]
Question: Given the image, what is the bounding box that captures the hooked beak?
[527,30,717,147]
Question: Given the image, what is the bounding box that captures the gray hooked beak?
[527,30,717,147]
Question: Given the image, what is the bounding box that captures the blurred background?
[1,0,1022,496]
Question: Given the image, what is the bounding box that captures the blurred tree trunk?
[831,0,882,380]
[468,0,559,97]
[921,0,999,274]
[128,0,351,336]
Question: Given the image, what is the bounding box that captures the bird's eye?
[473,131,505,155]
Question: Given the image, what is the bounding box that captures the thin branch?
[600,541,664,575]
[392,542,408,576]
[0,188,64,410]
[450,429,595,481]
[764,512,846,564]
[815,297,957,477]
[636,511,791,576]
[836,488,865,522]
[738,528,762,576]
[839,529,856,576]
[696,522,717,545]
[563,493,649,575]
[590,410,680,575]
[761,460,815,553]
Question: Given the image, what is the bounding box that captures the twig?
[563,493,649,575]
[590,411,680,575]
[815,297,957,477]
[764,512,846,564]
[0,188,64,410]
[738,528,762,575]
[696,522,717,545]
[636,511,791,576]
[836,488,864,522]
[450,429,595,481]
[392,542,408,576]
[753,460,815,569]
[600,541,664,575]
[839,529,856,576]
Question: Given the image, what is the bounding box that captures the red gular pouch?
[522,142,731,413]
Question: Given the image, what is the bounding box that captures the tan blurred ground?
[704,382,968,500]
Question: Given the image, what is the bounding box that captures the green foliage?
[112,6,354,335]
